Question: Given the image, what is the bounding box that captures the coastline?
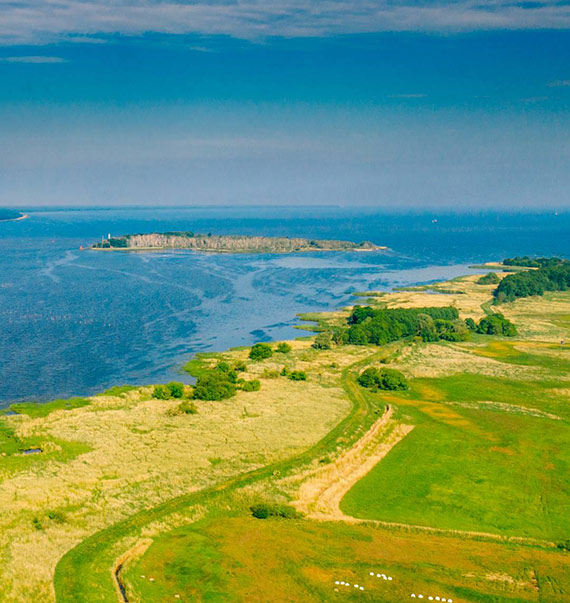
[89,245,389,254]
[0,213,28,223]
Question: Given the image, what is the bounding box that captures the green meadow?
[341,371,570,541]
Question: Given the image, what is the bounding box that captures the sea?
[1,206,569,407]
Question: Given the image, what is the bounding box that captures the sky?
[1,1,570,209]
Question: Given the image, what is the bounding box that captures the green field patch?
[341,390,570,540]
[469,341,570,373]
[97,385,138,397]
[405,374,570,420]
[124,517,568,602]
[7,396,90,418]
[0,420,91,479]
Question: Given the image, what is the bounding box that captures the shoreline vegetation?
[1,255,569,601]
[91,231,386,253]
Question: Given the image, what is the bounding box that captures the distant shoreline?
[0,213,28,223]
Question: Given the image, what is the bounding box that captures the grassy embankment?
[122,272,570,603]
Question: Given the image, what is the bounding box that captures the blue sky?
[1,2,570,208]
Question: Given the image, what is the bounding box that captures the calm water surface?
[1,206,568,406]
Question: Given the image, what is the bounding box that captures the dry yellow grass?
[0,344,357,601]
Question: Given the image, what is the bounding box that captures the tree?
[276,342,292,353]
[417,314,438,342]
[312,331,332,350]
[249,343,273,360]
[476,313,517,337]
[357,367,408,391]
[167,382,185,398]
[465,318,477,331]
[193,372,236,400]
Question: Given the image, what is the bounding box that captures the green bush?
[240,379,261,392]
[358,367,408,391]
[249,343,273,361]
[477,272,500,285]
[435,319,470,342]
[289,370,307,381]
[250,503,299,520]
[276,342,292,353]
[178,400,198,414]
[312,331,332,350]
[465,317,477,331]
[153,385,168,400]
[476,313,517,337]
[153,382,185,400]
[234,360,247,372]
[193,371,237,401]
[167,382,185,399]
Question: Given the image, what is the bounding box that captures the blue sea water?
[1,206,569,406]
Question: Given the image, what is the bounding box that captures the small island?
[91,231,385,253]
[0,210,27,222]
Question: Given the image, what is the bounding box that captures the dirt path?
[295,405,414,519]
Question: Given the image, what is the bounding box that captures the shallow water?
[1,206,568,405]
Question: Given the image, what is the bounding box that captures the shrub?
[435,319,470,342]
[358,367,408,391]
[476,313,517,337]
[250,503,299,520]
[280,367,290,377]
[153,385,168,400]
[249,343,273,361]
[178,400,198,414]
[276,342,292,353]
[193,371,237,401]
[216,361,231,373]
[153,382,185,399]
[289,370,307,381]
[477,272,500,285]
[241,379,261,392]
[417,314,438,342]
[312,331,332,350]
[234,360,247,372]
[331,326,349,345]
[465,317,477,331]
[167,382,185,399]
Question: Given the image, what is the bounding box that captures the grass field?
[340,373,570,540]
[124,516,570,603]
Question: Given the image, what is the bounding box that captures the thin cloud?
[548,79,570,87]
[1,1,570,45]
[0,55,66,63]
